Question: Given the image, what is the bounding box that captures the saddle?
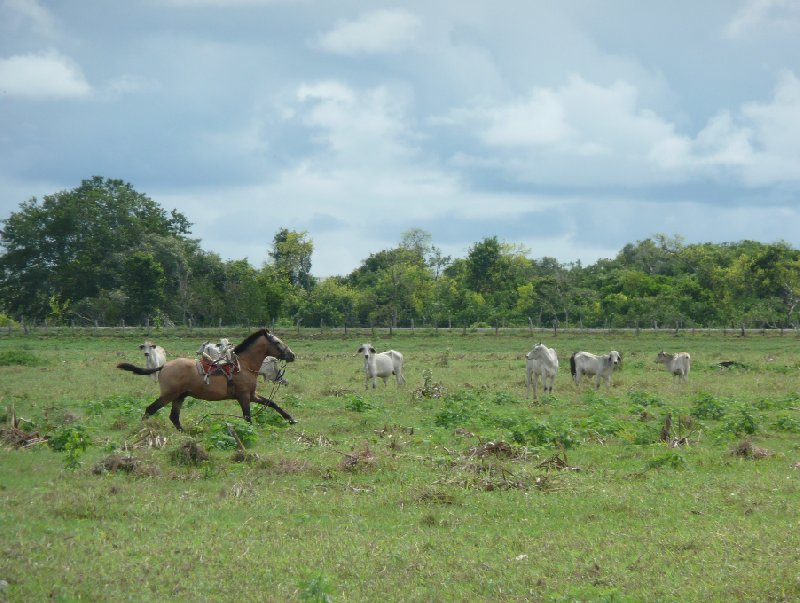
[196,339,240,384]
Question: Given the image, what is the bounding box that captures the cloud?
[724,0,800,38]
[1,0,58,38]
[316,9,422,55]
[439,71,800,188]
[0,49,91,99]
[294,79,418,164]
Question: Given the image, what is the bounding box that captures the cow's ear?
[370,346,377,354]
[139,344,145,349]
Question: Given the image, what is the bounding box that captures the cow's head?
[354,343,376,358]
[139,341,156,357]
[609,351,621,366]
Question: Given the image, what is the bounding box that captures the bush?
[344,395,373,413]
[718,407,759,438]
[646,451,687,470]
[206,420,258,450]
[434,391,482,428]
[773,415,800,433]
[691,392,726,420]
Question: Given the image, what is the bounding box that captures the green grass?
[1,329,800,601]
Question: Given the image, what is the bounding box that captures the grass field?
[1,328,799,602]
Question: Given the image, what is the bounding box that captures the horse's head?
[264,330,295,362]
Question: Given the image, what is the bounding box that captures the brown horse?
[117,329,296,430]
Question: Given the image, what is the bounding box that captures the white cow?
[570,350,621,389]
[525,343,558,399]
[139,341,166,382]
[656,351,691,383]
[258,356,288,385]
[355,343,406,389]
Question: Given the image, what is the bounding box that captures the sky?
[1,0,799,277]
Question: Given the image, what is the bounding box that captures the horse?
[117,328,296,430]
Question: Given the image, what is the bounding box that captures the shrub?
[344,395,373,413]
[646,451,687,470]
[773,415,800,433]
[434,391,481,428]
[206,420,258,450]
[48,424,92,469]
[718,407,759,437]
[691,392,726,420]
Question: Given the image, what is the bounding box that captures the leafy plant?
[0,350,41,367]
[718,407,759,438]
[772,415,800,433]
[298,573,335,602]
[344,395,372,413]
[206,420,258,450]
[48,424,91,469]
[691,392,726,420]
[646,451,687,470]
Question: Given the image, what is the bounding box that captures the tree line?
[2,177,799,330]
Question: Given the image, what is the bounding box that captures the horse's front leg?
[253,393,296,424]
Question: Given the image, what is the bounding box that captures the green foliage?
[691,392,727,420]
[646,451,687,470]
[0,349,41,366]
[773,415,800,433]
[434,391,482,428]
[510,416,579,449]
[718,407,759,438]
[48,424,91,468]
[206,420,258,450]
[85,395,143,418]
[298,573,335,603]
[344,395,373,413]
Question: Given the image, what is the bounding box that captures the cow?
[656,351,691,383]
[570,350,621,389]
[525,343,558,399]
[258,356,288,385]
[354,344,406,389]
[139,341,166,382]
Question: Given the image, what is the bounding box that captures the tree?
[269,229,314,290]
[0,176,190,320]
[121,251,166,323]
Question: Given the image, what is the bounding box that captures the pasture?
[1,329,799,602]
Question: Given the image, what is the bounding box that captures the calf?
[355,343,406,389]
[525,343,558,399]
[139,341,166,383]
[656,351,691,383]
[570,350,621,389]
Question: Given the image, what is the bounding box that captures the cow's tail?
[569,353,577,377]
[117,362,162,376]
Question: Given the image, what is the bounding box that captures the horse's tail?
[117,362,161,376]
[569,353,577,377]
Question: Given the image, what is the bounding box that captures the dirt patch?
[731,439,770,459]
[92,454,159,477]
[170,440,210,466]
[339,443,377,472]
[0,425,46,449]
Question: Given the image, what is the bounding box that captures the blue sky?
[1,0,799,276]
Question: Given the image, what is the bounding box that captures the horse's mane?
[235,329,268,354]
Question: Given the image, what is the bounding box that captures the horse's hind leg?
[254,394,296,424]
[144,396,171,420]
[169,393,189,431]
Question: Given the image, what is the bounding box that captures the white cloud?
[2,0,58,38]
[724,0,800,38]
[316,9,422,55]
[0,49,91,99]
[294,79,417,164]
